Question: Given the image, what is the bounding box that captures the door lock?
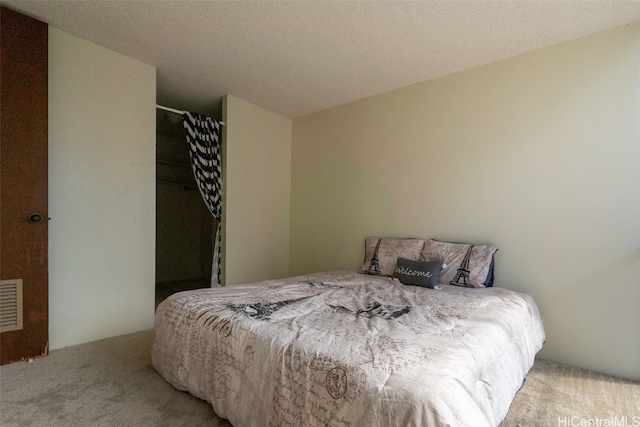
[28,213,44,223]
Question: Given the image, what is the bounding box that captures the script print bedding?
[152,270,545,427]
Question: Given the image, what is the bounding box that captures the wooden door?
[0,7,49,364]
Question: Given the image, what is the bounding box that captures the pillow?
[360,238,425,276]
[393,258,442,289]
[421,239,498,288]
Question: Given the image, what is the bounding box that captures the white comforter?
[152,270,545,427]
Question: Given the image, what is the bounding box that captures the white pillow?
[421,239,497,288]
[361,238,425,276]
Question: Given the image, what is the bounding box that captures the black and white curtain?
[183,112,223,287]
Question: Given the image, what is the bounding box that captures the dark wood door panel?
[0,6,49,364]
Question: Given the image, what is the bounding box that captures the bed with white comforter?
[152,270,545,427]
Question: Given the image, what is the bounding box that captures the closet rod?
[156,104,225,125]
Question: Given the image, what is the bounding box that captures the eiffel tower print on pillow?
[449,245,475,287]
[365,239,383,275]
[421,239,498,288]
[360,237,426,277]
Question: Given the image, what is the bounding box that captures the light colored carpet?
[0,330,227,427]
[0,329,637,426]
[502,359,639,427]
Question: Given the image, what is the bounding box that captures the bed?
[152,242,545,427]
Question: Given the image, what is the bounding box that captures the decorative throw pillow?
[421,239,498,288]
[360,238,425,277]
[393,258,442,289]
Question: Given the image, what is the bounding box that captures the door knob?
[28,213,44,223]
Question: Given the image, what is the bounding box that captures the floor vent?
[0,279,23,333]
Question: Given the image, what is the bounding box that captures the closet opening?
[155,109,215,308]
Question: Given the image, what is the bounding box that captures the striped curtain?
[183,112,223,287]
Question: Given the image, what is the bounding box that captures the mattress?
[152,270,545,427]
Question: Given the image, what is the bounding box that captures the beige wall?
[290,24,640,380]
[48,28,156,349]
[222,96,292,286]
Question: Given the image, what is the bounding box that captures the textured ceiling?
[3,1,640,118]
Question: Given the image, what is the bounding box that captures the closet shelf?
[157,159,191,168]
[157,179,197,190]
